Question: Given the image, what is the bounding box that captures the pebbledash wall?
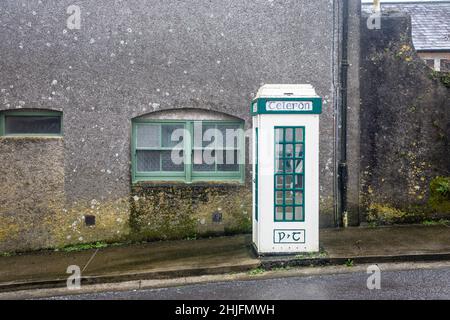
[0,0,361,252]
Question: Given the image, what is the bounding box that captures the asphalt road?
[46,265,450,300]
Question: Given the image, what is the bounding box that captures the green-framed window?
[131,120,245,183]
[0,110,63,136]
[274,126,305,222]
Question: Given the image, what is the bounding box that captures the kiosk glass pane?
[294,206,303,221]
[275,128,283,143]
[294,174,303,189]
[285,144,294,157]
[295,128,303,141]
[274,126,305,222]
[275,191,283,205]
[275,207,284,220]
[285,128,294,142]
[294,191,303,205]
[285,160,294,173]
[275,175,283,189]
[295,144,304,158]
[285,206,294,220]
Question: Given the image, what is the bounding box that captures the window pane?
[217,124,240,149]
[275,175,283,189]
[424,59,434,69]
[294,191,303,205]
[285,144,294,157]
[198,124,216,148]
[136,124,160,148]
[217,150,239,172]
[294,174,303,189]
[192,150,215,171]
[294,206,303,221]
[441,59,450,72]
[275,144,283,159]
[136,150,160,172]
[5,116,61,134]
[275,159,284,173]
[294,159,303,173]
[285,206,294,220]
[295,144,304,158]
[295,128,304,142]
[275,206,283,220]
[275,191,283,205]
[275,128,283,143]
[161,150,184,172]
[162,124,184,148]
[285,159,294,173]
[285,175,293,188]
[285,191,293,205]
[285,128,294,142]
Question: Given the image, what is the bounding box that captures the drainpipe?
[338,0,349,228]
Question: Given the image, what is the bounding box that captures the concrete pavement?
[262,224,450,268]
[322,224,450,257]
[0,235,259,292]
[1,224,450,293]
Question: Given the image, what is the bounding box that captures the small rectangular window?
[424,59,435,69]
[441,59,450,72]
[132,120,244,183]
[0,111,62,136]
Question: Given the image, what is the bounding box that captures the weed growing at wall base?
[60,241,108,252]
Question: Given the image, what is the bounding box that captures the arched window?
[131,109,245,183]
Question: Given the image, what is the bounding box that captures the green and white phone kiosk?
[252,84,322,255]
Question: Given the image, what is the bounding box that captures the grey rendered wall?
[0,0,345,251]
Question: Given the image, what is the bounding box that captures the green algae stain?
[129,183,252,242]
[428,177,450,213]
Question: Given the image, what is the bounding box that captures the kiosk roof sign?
[251,84,322,115]
[266,100,313,112]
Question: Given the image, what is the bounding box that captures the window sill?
[0,135,63,140]
[132,179,245,188]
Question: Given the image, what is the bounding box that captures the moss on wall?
[49,198,130,248]
[364,177,450,225]
[319,196,336,227]
[130,183,252,241]
[428,177,450,213]
[0,216,20,243]
[367,203,426,225]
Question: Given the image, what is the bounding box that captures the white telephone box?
[252,84,321,255]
